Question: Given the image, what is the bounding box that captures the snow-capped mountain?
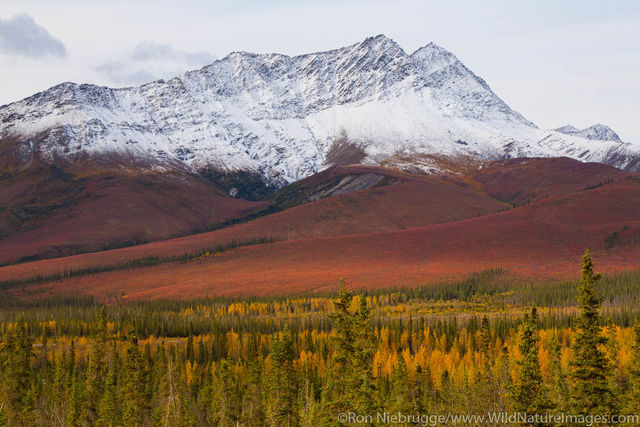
[555,124,622,143]
[0,34,638,183]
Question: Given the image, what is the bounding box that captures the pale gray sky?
[1,0,638,142]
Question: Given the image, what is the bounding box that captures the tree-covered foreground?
[1,251,640,426]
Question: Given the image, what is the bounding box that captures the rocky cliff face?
[1,35,638,183]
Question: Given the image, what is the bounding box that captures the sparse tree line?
[0,236,277,290]
[0,251,639,425]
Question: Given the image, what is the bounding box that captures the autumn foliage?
[0,254,639,425]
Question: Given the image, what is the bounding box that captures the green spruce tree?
[241,354,266,426]
[475,315,499,412]
[351,293,378,415]
[86,305,108,423]
[263,325,298,426]
[0,316,34,425]
[121,334,147,426]
[496,345,512,412]
[569,249,617,415]
[512,307,551,417]
[97,359,120,427]
[65,366,83,427]
[388,357,415,415]
[319,280,377,425]
[211,359,244,425]
[548,331,569,411]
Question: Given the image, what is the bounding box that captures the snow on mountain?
[555,124,622,143]
[0,34,638,183]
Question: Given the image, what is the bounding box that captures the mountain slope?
[468,157,627,205]
[5,175,640,299]
[0,165,267,263]
[1,160,637,289]
[0,165,510,268]
[1,35,638,185]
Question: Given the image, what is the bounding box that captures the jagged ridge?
[1,34,638,183]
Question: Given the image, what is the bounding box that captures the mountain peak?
[413,42,453,56]
[360,34,397,46]
[355,34,406,57]
[410,42,458,75]
[555,125,579,133]
[555,124,622,143]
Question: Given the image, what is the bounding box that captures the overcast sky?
[1,0,638,142]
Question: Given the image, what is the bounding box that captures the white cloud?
[95,42,215,86]
[0,13,66,58]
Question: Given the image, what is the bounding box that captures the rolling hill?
[0,163,267,263]
[2,158,638,299]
